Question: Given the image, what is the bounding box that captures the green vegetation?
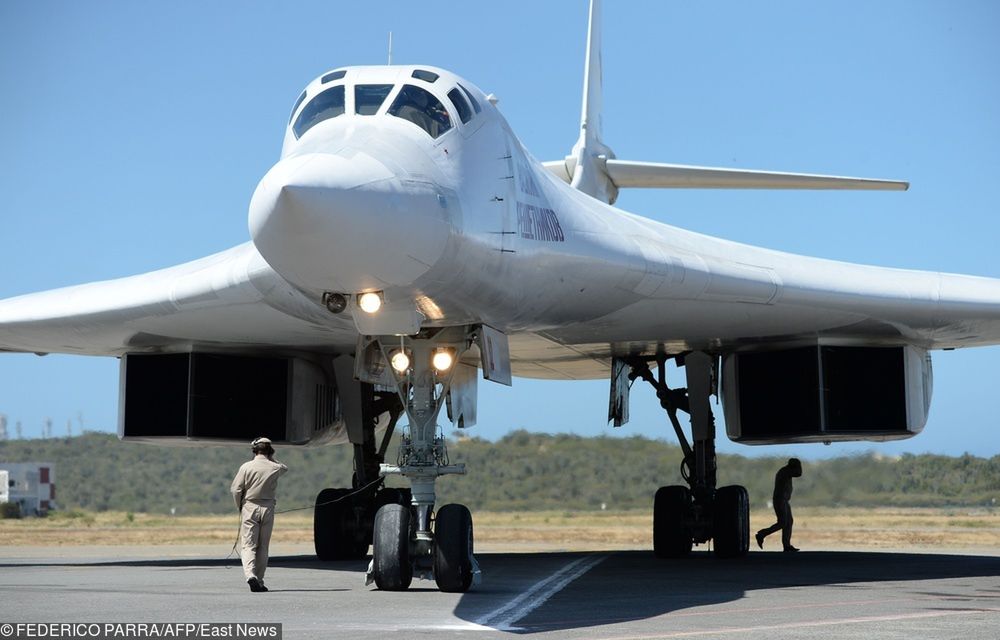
[1,431,997,514]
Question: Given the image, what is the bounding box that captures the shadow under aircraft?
[451,550,1000,634]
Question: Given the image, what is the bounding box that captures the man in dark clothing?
[755,458,802,552]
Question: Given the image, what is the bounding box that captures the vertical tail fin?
[579,0,603,146]
[544,1,909,198]
[568,0,619,204]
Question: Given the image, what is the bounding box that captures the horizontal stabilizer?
[543,160,573,183]
[604,160,909,191]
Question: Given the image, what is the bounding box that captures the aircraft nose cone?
[249,153,451,293]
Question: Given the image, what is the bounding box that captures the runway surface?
[2,545,999,639]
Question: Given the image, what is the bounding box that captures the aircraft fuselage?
[248,64,1000,381]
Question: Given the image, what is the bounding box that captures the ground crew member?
[755,458,802,552]
[231,437,288,592]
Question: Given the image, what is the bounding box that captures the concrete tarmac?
[2,545,999,639]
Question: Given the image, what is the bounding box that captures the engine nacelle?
[722,344,932,444]
[117,352,348,446]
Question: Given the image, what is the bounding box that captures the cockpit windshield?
[447,88,473,124]
[355,84,394,115]
[387,85,452,139]
[290,73,468,142]
[458,84,481,114]
[293,85,345,139]
[289,90,307,124]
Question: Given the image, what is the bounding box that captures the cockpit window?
[388,85,452,139]
[292,85,345,139]
[289,90,307,124]
[321,69,346,83]
[355,84,394,115]
[411,69,439,83]
[447,88,473,124]
[458,84,481,114]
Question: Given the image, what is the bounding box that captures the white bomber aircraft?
[2,0,999,592]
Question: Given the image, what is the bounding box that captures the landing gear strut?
[367,327,480,592]
[627,351,749,558]
[313,383,410,561]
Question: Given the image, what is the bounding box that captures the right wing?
[0,243,357,356]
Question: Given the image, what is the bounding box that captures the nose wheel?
[370,502,477,593]
[361,327,484,592]
[372,503,413,590]
[433,504,477,592]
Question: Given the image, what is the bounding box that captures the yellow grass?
[1,507,998,551]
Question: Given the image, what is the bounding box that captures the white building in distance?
[0,462,57,516]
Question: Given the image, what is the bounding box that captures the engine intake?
[118,352,344,445]
[722,345,932,444]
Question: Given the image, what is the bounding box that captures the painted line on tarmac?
[476,553,608,631]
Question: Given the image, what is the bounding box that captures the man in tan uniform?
[231,437,288,592]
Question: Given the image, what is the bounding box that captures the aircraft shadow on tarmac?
[3,550,999,634]
[452,550,1000,634]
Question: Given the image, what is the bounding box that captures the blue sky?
[1,1,998,459]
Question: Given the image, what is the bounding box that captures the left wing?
[542,159,909,191]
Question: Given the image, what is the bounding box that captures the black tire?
[314,488,368,560]
[367,487,411,547]
[373,503,413,590]
[375,487,412,510]
[654,485,692,558]
[434,504,475,593]
[713,485,750,558]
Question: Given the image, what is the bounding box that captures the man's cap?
[251,437,273,447]
[788,457,802,467]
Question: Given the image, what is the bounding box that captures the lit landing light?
[391,350,411,373]
[358,292,383,314]
[432,349,454,372]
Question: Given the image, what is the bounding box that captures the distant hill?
[1,432,997,514]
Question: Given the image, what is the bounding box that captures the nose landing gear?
[364,327,482,592]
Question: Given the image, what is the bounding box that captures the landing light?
[357,292,383,314]
[391,350,411,373]
[432,349,454,372]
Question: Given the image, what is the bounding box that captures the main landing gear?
[313,383,411,561]
[366,327,480,592]
[626,352,750,558]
